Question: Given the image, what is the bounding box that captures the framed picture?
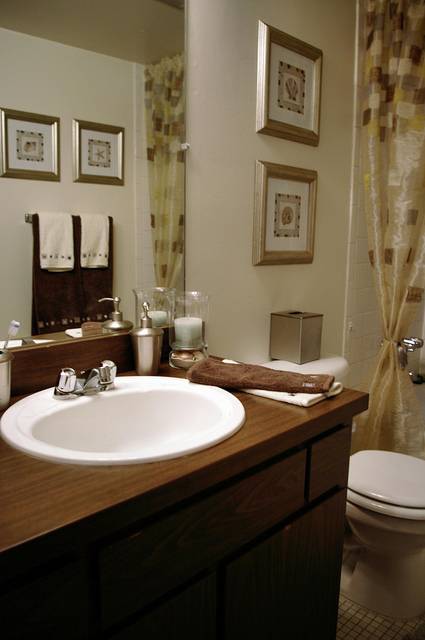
[252,160,317,265]
[0,108,60,181]
[256,21,322,146]
[73,119,124,185]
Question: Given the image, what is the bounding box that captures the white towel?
[0,339,53,348]
[222,359,343,407]
[80,214,110,268]
[38,213,74,271]
[65,328,82,338]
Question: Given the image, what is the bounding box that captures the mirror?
[0,0,185,345]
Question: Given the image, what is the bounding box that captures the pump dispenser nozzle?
[98,297,133,332]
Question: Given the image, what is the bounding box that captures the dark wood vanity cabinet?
[224,490,347,640]
[101,427,350,640]
[0,557,90,639]
[0,382,367,640]
[111,574,217,640]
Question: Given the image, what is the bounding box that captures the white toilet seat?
[348,450,425,520]
[347,488,425,521]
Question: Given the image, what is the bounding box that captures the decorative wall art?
[256,21,322,146]
[0,108,60,181]
[252,161,317,265]
[73,119,124,185]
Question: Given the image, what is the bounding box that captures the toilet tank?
[264,356,349,382]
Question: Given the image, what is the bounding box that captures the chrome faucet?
[393,337,424,382]
[54,360,117,398]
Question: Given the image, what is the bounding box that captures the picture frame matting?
[252,160,317,265]
[73,119,124,186]
[256,21,322,146]
[0,107,60,181]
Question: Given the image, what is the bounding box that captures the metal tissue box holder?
[270,311,323,364]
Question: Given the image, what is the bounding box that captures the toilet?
[266,356,425,620]
[264,356,349,382]
[341,449,425,619]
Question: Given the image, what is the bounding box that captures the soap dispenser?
[98,296,133,332]
[131,302,163,375]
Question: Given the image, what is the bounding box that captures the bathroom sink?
[0,377,245,465]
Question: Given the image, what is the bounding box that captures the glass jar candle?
[133,287,175,328]
[169,292,209,369]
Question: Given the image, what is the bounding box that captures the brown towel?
[32,214,84,334]
[80,216,113,322]
[187,359,335,394]
[32,215,113,335]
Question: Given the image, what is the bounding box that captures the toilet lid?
[348,450,425,508]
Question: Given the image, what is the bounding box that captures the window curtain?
[144,53,185,288]
[353,0,425,457]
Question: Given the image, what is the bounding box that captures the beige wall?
[0,28,137,334]
[186,0,356,363]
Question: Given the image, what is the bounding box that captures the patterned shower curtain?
[144,53,185,288]
[353,0,425,457]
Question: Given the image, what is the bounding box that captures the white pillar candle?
[174,316,203,347]
[149,310,168,327]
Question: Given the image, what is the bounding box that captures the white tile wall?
[343,2,381,389]
[133,63,156,294]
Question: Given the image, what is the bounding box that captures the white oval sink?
[0,377,245,465]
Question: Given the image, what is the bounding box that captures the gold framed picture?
[73,119,124,185]
[256,21,322,146]
[252,160,317,265]
[0,108,60,181]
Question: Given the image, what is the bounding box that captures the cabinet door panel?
[99,450,305,627]
[111,574,216,640]
[308,426,351,501]
[0,560,89,640]
[224,490,346,640]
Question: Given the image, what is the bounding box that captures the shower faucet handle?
[401,337,424,352]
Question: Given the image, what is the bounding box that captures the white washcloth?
[38,213,74,271]
[80,214,110,268]
[0,339,53,348]
[65,328,82,338]
[222,360,343,407]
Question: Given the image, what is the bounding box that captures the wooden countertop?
[0,364,368,568]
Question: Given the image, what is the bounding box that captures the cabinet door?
[0,560,89,640]
[224,490,346,640]
[111,574,216,640]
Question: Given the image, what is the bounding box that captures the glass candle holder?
[133,287,175,361]
[133,287,175,327]
[169,291,209,369]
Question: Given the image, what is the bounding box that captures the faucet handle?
[55,367,77,395]
[98,360,117,387]
[401,337,424,352]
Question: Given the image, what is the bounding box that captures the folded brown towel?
[187,359,335,394]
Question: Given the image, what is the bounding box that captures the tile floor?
[337,595,425,640]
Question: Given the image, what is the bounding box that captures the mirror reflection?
[0,0,185,346]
